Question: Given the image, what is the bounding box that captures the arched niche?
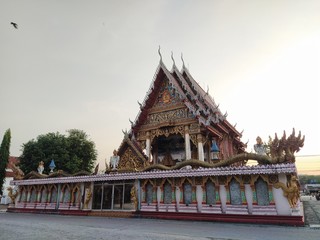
[255,177,270,206]
[163,181,172,204]
[206,180,216,205]
[229,178,241,205]
[146,182,153,205]
[183,182,192,206]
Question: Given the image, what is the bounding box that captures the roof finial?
[181,53,185,68]
[158,45,162,62]
[204,85,209,97]
[171,51,175,66]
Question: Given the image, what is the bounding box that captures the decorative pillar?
[36,189,41,203]
[146,131,151,160]
[197,134,204,161]
[83,182,93,210]
[219,185,227,214]
[56,184,61,210]
[175,186,181,212]
[80,183,85,209]
[156,186,161,211]
[245,184,253,214]
[171,185,176,204]
[137,180,141,211]
[196,185,203,212]
[185,126,191,160]
[47,189,52,204]
[26,189,31,203]
[272,173,291,215]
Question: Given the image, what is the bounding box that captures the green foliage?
[19,129,97,174]
[0,129,11,195]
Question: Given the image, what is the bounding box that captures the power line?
[296,154,320,158]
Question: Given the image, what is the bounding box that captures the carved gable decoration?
[154,77,180,106]
[118,145,146,171]
[145,109,194,126]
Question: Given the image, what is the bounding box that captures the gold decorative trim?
[189,134,197,146]
[273,175,299,208]
[150,126,185,142]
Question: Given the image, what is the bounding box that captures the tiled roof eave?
[11,163,297,186]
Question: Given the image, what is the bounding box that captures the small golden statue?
[84,188,92,209]
[130,186,138,210]
[7,186,18,203]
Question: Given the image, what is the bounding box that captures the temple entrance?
[92,181,134,211]
[152,134,185,166]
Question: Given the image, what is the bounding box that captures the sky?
[1,0,319,174]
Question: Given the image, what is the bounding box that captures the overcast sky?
[1,0,319,173]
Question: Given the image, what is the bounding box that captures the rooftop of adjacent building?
[5,156,20,178]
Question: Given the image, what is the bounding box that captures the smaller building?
[1,157,19,204]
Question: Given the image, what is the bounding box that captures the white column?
[219,185,227,214]
[27,191,31,202]
[244,184,253,214]
[157,186,161,211]
[146,131,151,160]
[37,190,41,202]
[80,183,85,209]
[175,186,181,212]
[196,185,203,212]
[197,134,204,161]
[273,173,291,215]
[185,126,191,160]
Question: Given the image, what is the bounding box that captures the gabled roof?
[117,132,148,162]
[130,58,245,144]
[6,156,20,178]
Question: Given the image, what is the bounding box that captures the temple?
[8,54,305,225]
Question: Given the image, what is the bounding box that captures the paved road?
[0,212,319,240]
[302,197,320,227]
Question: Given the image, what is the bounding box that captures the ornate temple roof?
[117,132,148,161]
[130,57,245,149]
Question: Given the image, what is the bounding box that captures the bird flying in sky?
[10,22,18,29]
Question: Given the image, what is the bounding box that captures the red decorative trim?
[139,211,304,226]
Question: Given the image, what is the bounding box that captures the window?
[229,178,242,205]
[146,183,153,205]
[183,183,192,205]
[92,184,102,209]
[206,180,215,205]
[255,177,270,206]
[102,185,112,209]
[123,184,134,210]
[113,185,124,210]
[164,182,172,204]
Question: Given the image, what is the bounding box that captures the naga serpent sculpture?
[142,128,304,172]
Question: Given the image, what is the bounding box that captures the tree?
[19,129,97,174]
[0,129,11,195]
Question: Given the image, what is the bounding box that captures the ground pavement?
[0,198,319,240]
[301,195,320,228]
